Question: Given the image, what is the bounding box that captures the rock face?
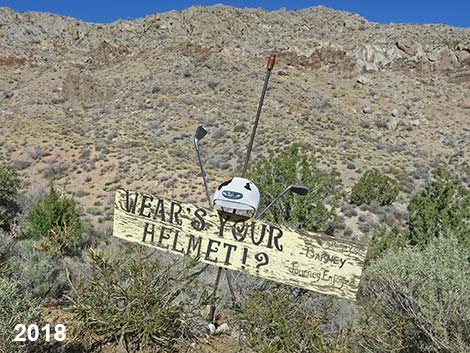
[1,5,470,78]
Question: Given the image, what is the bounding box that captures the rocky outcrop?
[277,44,354,75]
[0,55,26,66]
[354,44,405,73]
[1,4,470,81]
[89,40,130,66]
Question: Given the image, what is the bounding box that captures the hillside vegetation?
[1,4,469,352]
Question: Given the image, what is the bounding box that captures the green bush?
[357,236,470,353]
[69,247,205,352]
[27,182,82,242]
[0,277,43,353]
[364,169,469,262]
[0,162,22,232]
[408,170,470,248]
[238,288,348,353]
[351,169,398,206]
[248,144,340,232]
[364,222,407,265]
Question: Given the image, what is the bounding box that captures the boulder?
[355,44,405,72]
[428,47,458,74]
[215,323,230,335]
[386,116,400,131]
[396,40,424,57]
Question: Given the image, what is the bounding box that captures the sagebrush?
[0,277,43,353]
[357,236,470,353]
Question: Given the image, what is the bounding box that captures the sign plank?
[113,188,367,301]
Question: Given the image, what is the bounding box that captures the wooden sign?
[113,188,367,301]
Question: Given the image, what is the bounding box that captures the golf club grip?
[266,54,276,70]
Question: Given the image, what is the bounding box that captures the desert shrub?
[248,144,340,232]
[0,277,43,353]
[351,169,398,206]
[35,223,95,257]
[0,162,22,232]
[408,169,470,248]
[0,231,15,275]
[69,247,206,352]
[238,288,348,353]
[365,222,407,265]
[27,182,82,242]
[357,236,470,353]
[364,169,469,262]
[2,223,96,300]
[8,238,69,300]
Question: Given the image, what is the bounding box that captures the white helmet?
[213,177,260,218]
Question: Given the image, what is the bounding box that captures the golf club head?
[195,126,207,141]
[289,184,309,196]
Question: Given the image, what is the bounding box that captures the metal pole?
[241,54,276,177]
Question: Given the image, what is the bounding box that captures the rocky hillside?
[2,5,470,76]
[1,5,469,231]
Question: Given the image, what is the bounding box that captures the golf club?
[194,125,211,208]
[193,125,238,322]
[256,183,309,219]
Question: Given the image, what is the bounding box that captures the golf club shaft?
[256,186,289,219]
[194,132,238,318]
[194,140,212,208]
[241,54,276,177]
[209,266,224,323]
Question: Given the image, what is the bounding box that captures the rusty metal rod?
[241,53,276,177]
